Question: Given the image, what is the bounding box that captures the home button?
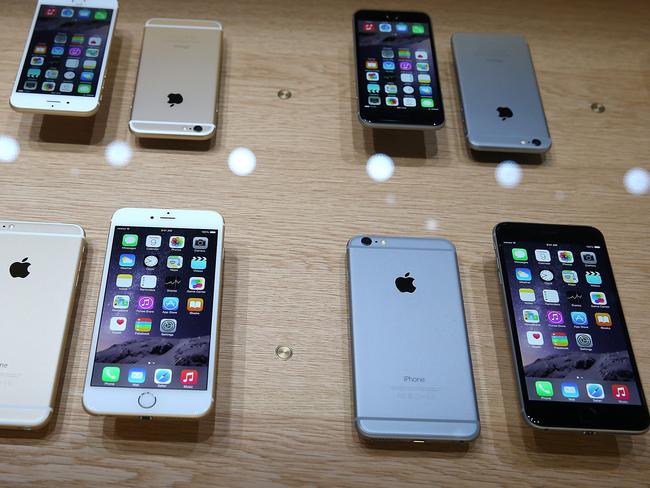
[138,392,156,409]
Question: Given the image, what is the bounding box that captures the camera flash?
[380,240,387,245]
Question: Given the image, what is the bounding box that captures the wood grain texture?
[1,0,649,486]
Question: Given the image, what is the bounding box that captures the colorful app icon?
[365,59,378,70]
[95,10,108,20]
[189,277,206,290]
[140,275,157,289]
[154,368,172,385]
[385,96,399,107]
[160,318,177,334]
[187,298,204,312]
[113,295,129,309]
[42,81,56,91]
[43,7,58,16]
[80,71,95,82]
[66,58,80,68]
[88,37,102,47]
[512,248,528,261]
[379,23,392,32]
[116,273,133,287]
[162,296,180,311]
[552,332,569,347]
[109,317,127,332]
[78,9,91,18]
[594,312,612,327]
[566,290,583,304]
[63,71,76,80]
[54,33,68,44]
[398,49,410,58]
[523,309,540,323]
[412,24,425,34]
[535,381,553,397]
[44,69,59,79]
[362,22,376,32]
[128,368,146,384]
[519,288,535,302]
[367,83,380,94]
[52,46,65,56]
[585,271,602,285]
[419,85,433,96]
[415,50,428,60]
[102,366,120,383]
[27,68,41,79]
[137,296,155,310]
[543,289,559,303]
[366,72,379,81]
[535,249,552,262]
[515,267,532,281]
[122,234,138,247]
[119,253,136,267]
[417,74,431,83]
[60,82,74,93]
[24,81,37,90]
[527,330,544,346]
[145,235,162,247]
[420,98,434,108]
[396,23,408,32]
[368,96,381,105]
[135,317,152,332]
[31,56,45,66]
[561,382,579,398]
[83,59,97,69]
[384,84,398,94]
[586,383,604,400]
[400,73,414,83]
[403,97,416,107]
[77,83,92,94]
[403,85,414,94]
[581,251,597,264]
[86,48,100,58]
[590,292,607,305]
[71,35,85,44]
[143,255,158,267]
[416,62,429,71]
[382,61,395,70]
[34,44,47,55]
[399,61,412,70]
[539,270,554,282]
[167,255,183,269]
[191,256,207,270]
[562,270,579,284]
[165,275,181,290]
[557,250,574,263]
[68,47,83,56]
[381,48,394,58]
[575,333,593,348]
[547,310,564,325]
[612,384,630,401]
[570,311,588,326]
[61,8,74,17]
[181,369,199,385]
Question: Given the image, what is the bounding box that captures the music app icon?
[612,384,630,401]
[181,369,198,385]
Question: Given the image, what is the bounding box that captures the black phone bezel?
[494,222,650,433]
[353,10,445,128]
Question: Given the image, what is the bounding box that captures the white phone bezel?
[10,0,119,117]
[82,208,225,418]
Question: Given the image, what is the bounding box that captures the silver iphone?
[347,236,480,442]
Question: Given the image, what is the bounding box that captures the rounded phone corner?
[347,236,363,248]
[355,418,380,440]
[357,113,374,129]
[81,101,100,117]
[69,223,86,239]
[9,94,25,114]
[82,394,101,416]
[461,421,481,441]
[128,120,144,137]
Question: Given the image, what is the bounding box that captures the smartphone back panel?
[347,237,479,441]
[0,222,84,429]
[129,19,223,139]
[452,33,551,153]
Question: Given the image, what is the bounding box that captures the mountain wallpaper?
[95,335,210,366]
[524,350,633,381]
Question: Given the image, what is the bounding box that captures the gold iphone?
[83,208,224,418]
[10,0,119,116]
[0,221,85,429]
[129,19,223,140]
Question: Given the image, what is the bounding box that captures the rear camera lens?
[361,237,372,246]
[532,138,541,146]
[193,125,203,132]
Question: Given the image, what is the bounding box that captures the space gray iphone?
[451,33,551,153]
[347,236,479,442]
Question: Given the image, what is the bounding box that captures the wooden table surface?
[1,0,649,486]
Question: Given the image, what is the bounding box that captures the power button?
[138,392,156,409]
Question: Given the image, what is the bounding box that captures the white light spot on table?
[367,153,394,182]
[105,140,132,168]
[228,147,256,176]
[0,135,20,163]
[624,167,649,195]
[495,160,522,188]
[425,219,439,231]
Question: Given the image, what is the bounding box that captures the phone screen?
[16,4,113,97]
[354,11,444,127]
[501,241,643,406]
[90,226,218,390]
